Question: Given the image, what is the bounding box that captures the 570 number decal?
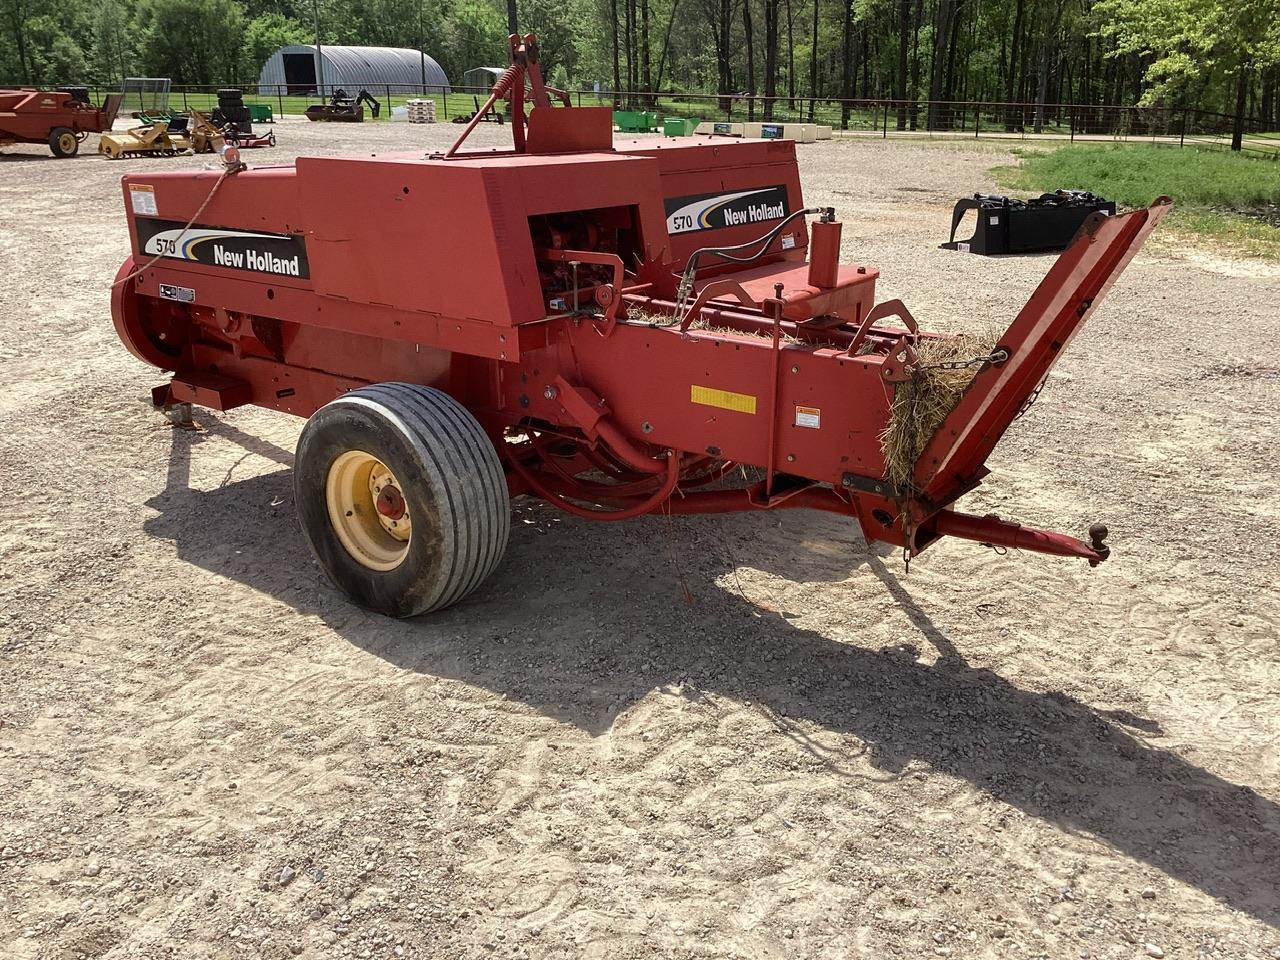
[664,185,791,235]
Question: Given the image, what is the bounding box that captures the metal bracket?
[535,247,626,335]
[846,298,919,357]
[840,472,902,499]
[678,278,758,332]
[879,335,920,383]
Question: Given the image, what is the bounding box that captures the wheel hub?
[375,484,407,520]
[325,450,412,571]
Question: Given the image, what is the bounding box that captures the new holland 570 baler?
[110,36,1170,617]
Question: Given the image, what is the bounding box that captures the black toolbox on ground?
[941,190,1117,255]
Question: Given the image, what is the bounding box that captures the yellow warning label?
[795,405,821,429]
[690,385,757,414]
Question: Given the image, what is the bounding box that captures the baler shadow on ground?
[144,417,1280,929]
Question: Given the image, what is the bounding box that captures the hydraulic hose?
[660,206,831,324]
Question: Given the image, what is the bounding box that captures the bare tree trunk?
[1231,61,1251,151]
[896,0,910,128]
[622,0,634,105]
[653,0,682,93]
[610,0,622,103]
[839,0,853,128]
[926,0,956,128]
[713,0,734,111]
[942,0,963,103]
[1033,2,1064,133]
[5,0,33,84]
[763,0,780,118]
[786,0,796,109]
[1262,66,1276,127]
[909,0,922,129]
[1033,40,1049,132]
[959,0,976,102]
[506,0,518,32]
[116,14,129,84]
[641,0,652,98]
[808,0,820,120]
[744,0,757,120]
[1003,0,1024,129]
[861,21,870,97]
[1079,33,1090,115]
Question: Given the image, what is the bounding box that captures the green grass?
[994,143,1280,259]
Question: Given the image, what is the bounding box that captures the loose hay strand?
[879,328,1000,491]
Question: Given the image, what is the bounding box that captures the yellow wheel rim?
[325,450,412,571]
[58,132,76,153]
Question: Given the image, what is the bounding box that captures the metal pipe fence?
[20,81,1279,157]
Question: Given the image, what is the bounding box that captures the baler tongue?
[907,198,1171,554]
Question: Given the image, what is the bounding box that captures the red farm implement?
[1,88,122,157]
[110,35,1170,617]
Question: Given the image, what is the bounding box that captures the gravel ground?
[1,119,1278,960]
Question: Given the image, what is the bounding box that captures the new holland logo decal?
[134,218,310,279]
[664,185,790,235]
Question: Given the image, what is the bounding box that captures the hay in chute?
[879,329,1000,491]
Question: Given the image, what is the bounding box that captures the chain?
[1013,377,1046,422]
[914,347,1010,373]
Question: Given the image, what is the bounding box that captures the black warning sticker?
[134,218,310,279]
[664,185,790,235]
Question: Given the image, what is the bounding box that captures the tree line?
[2,0,1277,129]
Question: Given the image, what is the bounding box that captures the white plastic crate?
[695,121,744,136]
[742,121,817,143]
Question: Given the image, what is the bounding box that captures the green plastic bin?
[249,103,274,123]
[615,110,656,132]
[663,117,698,137]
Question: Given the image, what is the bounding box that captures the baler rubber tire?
[294,383,510,617]
[49,127,78,157]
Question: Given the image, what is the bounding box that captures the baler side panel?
[615,138,808,273]
[510,325,893,487]
[299,157,530,322]
[123,168,311,284]
[297,153,669,327]
[178,326,460,418]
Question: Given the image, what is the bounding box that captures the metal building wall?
[257,45,452,96]
[461,67,505,90]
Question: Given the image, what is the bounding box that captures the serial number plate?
[158,283,196,303]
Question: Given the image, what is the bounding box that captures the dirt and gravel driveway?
[1,120,1278,960]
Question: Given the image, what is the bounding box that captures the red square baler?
[110,36,1169,616]
[0,88,122,157]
